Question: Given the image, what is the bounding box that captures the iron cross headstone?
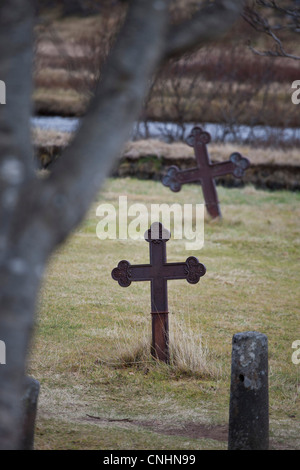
[111,222,206,363]
[162,126,250,219]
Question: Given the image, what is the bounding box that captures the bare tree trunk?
[0,0,36,449]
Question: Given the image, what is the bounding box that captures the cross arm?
[162,166,182,192]
[164,257,206,284]
[111,260,153,287]
[162,166,200,192]
[211,153,250,178]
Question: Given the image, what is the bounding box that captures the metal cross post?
[162,126,250,219]
[111,222,206,363]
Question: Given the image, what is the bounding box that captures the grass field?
[28,177,300,450]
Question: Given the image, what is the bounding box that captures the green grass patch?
[30,178,300,450]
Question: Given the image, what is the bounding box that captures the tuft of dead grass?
[97,315,222,380]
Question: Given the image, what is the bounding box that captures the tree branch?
[248,31,300,61]
[243,1,300,61]
[164,0,245,59]
[16,0,171,252]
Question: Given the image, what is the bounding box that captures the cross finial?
[144,221,170,242]
[186,126,211,147]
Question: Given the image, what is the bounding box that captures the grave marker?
[20,376,40,450]
[162,126,250,219]
[228,331,269,450]
[111,222,206,362]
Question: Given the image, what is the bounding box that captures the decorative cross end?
[111,260,132,287]
[230,153,250,178]
[185,256,206,284]
[186,126,211,147]
[162,166,181,193]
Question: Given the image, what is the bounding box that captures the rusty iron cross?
[162,126,250,219]
[111,222,206,363]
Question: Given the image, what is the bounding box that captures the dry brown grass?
[33,11,300,131]
[32,127,300,167]
[29,177,300,450]
[97,314,220,379]
[32,128,72,147]
[123,139,300,166]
